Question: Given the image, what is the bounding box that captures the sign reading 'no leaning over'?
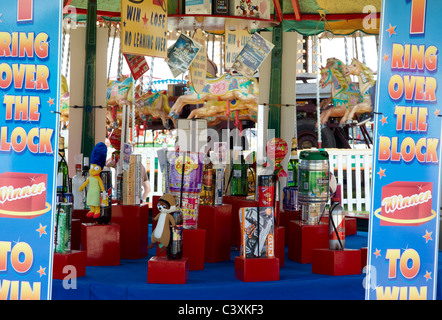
[367,0,442,300]
[121,0,168,58]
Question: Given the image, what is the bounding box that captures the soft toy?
[79,142,107,219]
[147,193,177,251]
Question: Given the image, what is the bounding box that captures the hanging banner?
[166,33,202,78]
[224,28,251,69]
[124,54,149,80]
[232,32,274,79]
[189,29,207,94]
[0,0,62,300]
[121,0,168,58]
[366,0,441,300]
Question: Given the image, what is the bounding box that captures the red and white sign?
[124,54,149,80]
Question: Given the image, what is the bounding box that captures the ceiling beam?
[63,7,121,18]
[290,0,302,21]
[272,0,283,22]
[278,13,381,21]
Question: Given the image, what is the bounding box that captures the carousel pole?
[81,0,97,157]
[268,6,283,138]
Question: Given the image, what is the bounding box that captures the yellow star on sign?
[36,223,47,237]
[386,24,396,37]
[423,230,433,243]
[373,248,381,258]
[424,271,432,281]
[37,266,46,277]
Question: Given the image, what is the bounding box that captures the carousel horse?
[190,100,258,127]
[106,77,134,107]
[344,58,375,123]
[168,73,259,127]
[319,58,370,125]
[60,74,70,124]
[135,91,171,128]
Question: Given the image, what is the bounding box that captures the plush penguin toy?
[148,193,177,251]
[79,142,107,219]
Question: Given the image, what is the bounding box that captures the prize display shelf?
[167,14,279,33]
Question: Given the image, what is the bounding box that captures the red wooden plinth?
[70,219,81,250]
[223,196,257,249]
[312,248,362,276]
[155,229,206,271]
[279,210,301,244]
[346,217,357,235]
[111,204,149,259]
[183,229,206,271]
[198,204,232,263]
[53,250,87,280]
[73,209,95,224]
[147,256,189,284]
[288,221,328,264]
[235,256,279,282]
[275,226,285,267]
[274,201,280,226]
[361,247,368,269]
[81,223,120,266]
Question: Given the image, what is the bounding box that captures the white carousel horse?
[344,58,375,123]
[319,58,372,125]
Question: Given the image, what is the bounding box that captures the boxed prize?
[239,207,275,258]
[230,0,270,19]
[185,0,212,14]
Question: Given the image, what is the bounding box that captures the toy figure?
[79,142,107,219]
[147,193,177,252]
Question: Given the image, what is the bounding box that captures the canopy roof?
[64,0,381,35]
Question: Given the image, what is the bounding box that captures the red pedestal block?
[223,196,257,249]
[235,257,279,282]
[198,204,232,263]
[346,217,357,235]
[288,221,328,264]
[70,219,81,250]
[53,250,87,280]
[183,229,206,271]
[312,248,362,276]
[147,256,189,284]
[73,209,95,224]
[81,223,120,266]
[279,210,301,244]
[361,247,368,269]
[111,204,149,259]
[155,229,206,271]
[275,226,285,267]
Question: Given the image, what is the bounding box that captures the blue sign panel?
[0,0,62,300]
[366,0,441,300]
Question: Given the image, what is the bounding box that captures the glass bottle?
[72,163,85,210]
[287,157,299,188]
[57,137,69,194]
[167,209,183,260]
[82,156,90,209]
[230,153,248,196]
[200,158,214,205]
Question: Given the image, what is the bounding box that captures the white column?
[68,26,108,177]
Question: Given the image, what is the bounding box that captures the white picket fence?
[327,149,373,212]
[142,147,374,213]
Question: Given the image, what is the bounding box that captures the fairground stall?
[1,0,442,302]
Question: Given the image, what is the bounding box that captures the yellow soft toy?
[79,142,107,219]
